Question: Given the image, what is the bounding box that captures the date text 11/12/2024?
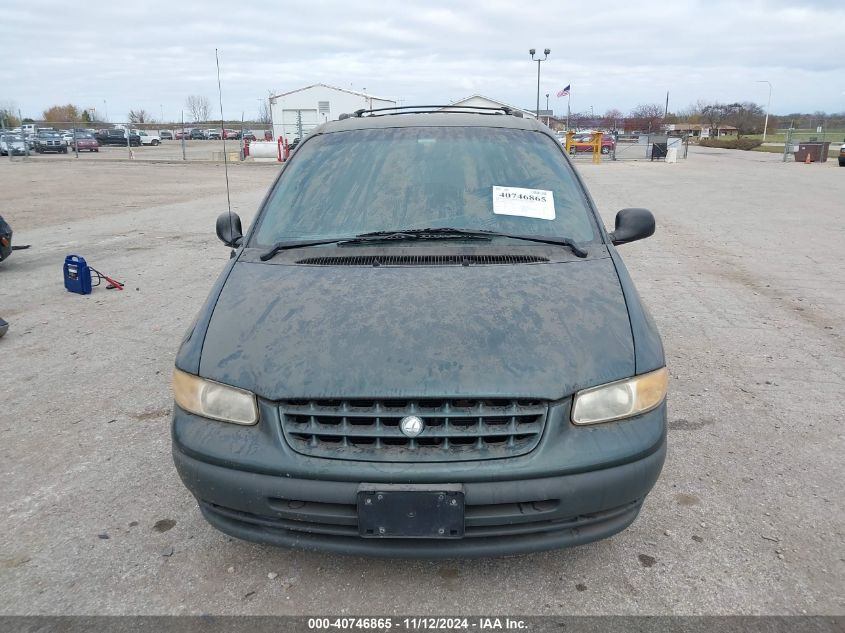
[307,617,529,630]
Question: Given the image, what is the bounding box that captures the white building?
[444,95,537,119]
[269,84,395,142]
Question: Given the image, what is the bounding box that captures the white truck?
[132,129,161,146]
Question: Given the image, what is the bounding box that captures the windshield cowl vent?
[295,254,550,267]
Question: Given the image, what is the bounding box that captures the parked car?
[171,108,666,557]
[223,129,240,140]
[174,130,189,140]
[133,129,161,146]
[839,140,845,167]
[95,129,141,146]
[0,134,27,156]
[34,132,67,153]
[205,128,222,140]
[72,134,99,152]
[61,131,75,146]
[241,130,257,142]
[570,133,615,155]
[160,130,174,140]
[189,128,205,140]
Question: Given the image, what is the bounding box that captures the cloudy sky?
[1,0,843,122]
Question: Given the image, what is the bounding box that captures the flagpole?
[566,92,571,131]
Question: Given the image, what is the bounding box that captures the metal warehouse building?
[269,83,395,142]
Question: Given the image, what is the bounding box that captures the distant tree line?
[564,101,844,136]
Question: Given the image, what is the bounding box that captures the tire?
[839,158,845,167]
[61,148,68,154]
[152,139,160,146]
[601,146,610,155]
[94,149,99,152]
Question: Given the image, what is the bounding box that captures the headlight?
[172,368,258,425]
[571,367,668,425]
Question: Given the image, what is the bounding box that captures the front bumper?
[172,400,666,557]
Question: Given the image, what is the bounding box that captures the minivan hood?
[199,255,634,401]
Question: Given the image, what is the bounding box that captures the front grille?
[279,399,548,462]
[203,499,641,540]
[295,254,549,267]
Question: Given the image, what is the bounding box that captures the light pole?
[103,100,108,123]
[756,80,772,142]
[529,48,550,120]
[545,93,549,125]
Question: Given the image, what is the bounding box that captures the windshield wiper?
[259,238,350,261]
[259,230,491,261]
[352,227,589,257]
[259,227,588,261]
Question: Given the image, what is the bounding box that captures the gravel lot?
[0,147,842,615]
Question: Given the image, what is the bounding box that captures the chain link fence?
[779,127,844,163]
[562,132,690,162]
[0,122,272,163]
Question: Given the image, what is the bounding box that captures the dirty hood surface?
[199,257,634,401]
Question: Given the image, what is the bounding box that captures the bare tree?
[677,99,710,123]
[726,102,765,137]
[257,98,272,125]
[702,102,739,136]
[0,101,20,128]
[128,109,152,124]
[601,108,624,130]
[185,95,211,122]
[627,103,664,133]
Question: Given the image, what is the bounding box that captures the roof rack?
[338,105,519,120]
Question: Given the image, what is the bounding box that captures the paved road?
[0,147,842,615]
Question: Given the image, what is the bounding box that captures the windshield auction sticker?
[492,186,555,220]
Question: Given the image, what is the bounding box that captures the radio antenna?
[215,48,234,236]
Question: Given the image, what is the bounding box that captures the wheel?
[61,148,68,154]
[839,158,845,167]
[601,146,610,155]
[152,139,160,146]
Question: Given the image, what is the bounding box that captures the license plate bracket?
[357,484,465,539]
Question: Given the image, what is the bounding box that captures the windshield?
[251,126,598,246]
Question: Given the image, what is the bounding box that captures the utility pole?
[19,109,29,157]
[529,49,550,120]
[181,110,186,161]
[664,91,669,118]
[756,80,772,143]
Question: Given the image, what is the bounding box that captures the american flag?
[556,85,571,98]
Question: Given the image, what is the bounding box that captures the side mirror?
[609,208,655,245]
[216,212,243,247]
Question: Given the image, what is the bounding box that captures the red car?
[72,134,99,152]
[174,130,189,140]
[223,129,240,140]
[570,133,615,155]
